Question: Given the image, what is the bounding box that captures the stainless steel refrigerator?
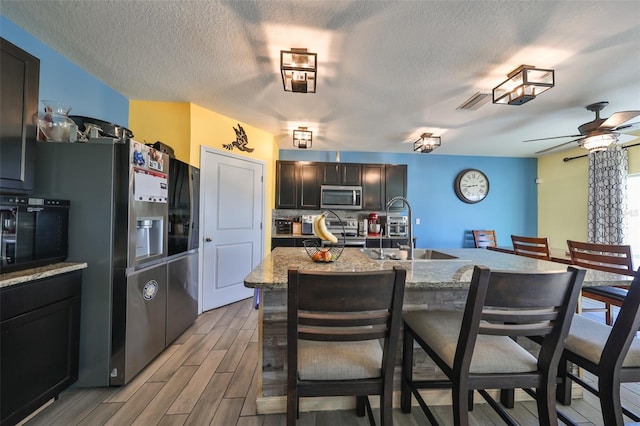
[35,138,171,386]
[166,157,199,344]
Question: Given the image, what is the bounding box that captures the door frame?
[198,145,266,314]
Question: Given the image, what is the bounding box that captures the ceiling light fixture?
[579,133,618,153]
[492,65,554,105]
[413,133,441,153]
[293,127,313,149]
[280,48,317,93]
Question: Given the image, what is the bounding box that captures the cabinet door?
[321,163,362,186]
[342,164,362,186]
[362,164,384,210]
[385,165,408,210]
[299,163,321,209]
[0,38,39,194]
[275,161,297,208]
[321,163,340,185]
[1,271,81,426]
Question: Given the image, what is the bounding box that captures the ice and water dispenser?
[135,217,164,260]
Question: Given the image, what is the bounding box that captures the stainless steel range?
[325,218,366,247]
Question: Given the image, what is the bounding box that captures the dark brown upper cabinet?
[1,38,40,195]
[321,163,362,186]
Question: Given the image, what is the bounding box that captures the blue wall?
[1,16,129,127]
[280,150,538,248]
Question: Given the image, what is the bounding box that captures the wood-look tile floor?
[20,298,640,426]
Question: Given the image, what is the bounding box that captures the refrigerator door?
[111,263,167,386]
[168,159,200,255]
[166,252,198,344]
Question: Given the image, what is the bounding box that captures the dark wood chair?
[511,234,551,260]
[287,266,407,426]
[556,267,640,426]
[400,265,585,425]
[567,240,635,325]
[472,230,497,248]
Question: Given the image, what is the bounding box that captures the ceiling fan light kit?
[580,133,618,153]
[413,133,441,153]
[280,48,317,93]
[492,65,554,105]
[293,127,313,149]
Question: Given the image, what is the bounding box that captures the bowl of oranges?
[303,239,343,263]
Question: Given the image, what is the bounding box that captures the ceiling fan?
[524,102,640,154]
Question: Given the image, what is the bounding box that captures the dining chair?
[556,267,640,426]
[472,230,497,248]
[286,266,407,426]
[567,240,635,325]
[511,234,551,260]
[400,265,585,426]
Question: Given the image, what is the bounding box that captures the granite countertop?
[244,247,634,290]
[0,262,88,289]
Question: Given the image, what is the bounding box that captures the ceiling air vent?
[457,92,491,111]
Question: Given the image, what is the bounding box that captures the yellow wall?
[538,142,640,248]
[129,101,191,162]
[129,101,278,254]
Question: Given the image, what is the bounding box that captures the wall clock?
[454,169,489,204]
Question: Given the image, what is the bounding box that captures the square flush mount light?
[280,48,317,93]
[492,65,554,105]
[293,127,313,149]
[413,133,441,153]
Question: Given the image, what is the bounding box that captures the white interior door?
[200,147,264,311]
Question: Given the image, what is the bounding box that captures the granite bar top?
[244,247,634,290]
[0,262,88,289]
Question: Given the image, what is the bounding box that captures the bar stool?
[401,265,584,425]
[287,266,406,426]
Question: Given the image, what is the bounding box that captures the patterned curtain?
[588,146,628,244]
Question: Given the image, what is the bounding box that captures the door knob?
[205,237,212,242]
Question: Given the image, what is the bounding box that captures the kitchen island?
[244,247,633,414]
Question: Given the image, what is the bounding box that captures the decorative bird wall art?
[222,124,254,152]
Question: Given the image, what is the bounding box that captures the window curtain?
[588,145,628,244]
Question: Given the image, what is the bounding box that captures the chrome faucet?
[384,196,414,260]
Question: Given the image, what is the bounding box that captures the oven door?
[1,204,69,272]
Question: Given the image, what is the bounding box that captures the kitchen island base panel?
[256,290,584,414]
[248,248,628,414]
[254,386,583,415]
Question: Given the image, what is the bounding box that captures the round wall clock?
[454,169,489,204]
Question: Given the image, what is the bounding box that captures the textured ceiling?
[2,0,640,157]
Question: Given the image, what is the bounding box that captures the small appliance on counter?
[384,215,409,237]
[301,215,314,234]
[368,212,382,236]
[275,219,293,234]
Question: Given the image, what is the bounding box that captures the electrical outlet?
[415,218,421,225]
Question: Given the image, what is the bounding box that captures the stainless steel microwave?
[320,185,362,210]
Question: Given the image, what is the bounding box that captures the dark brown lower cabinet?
[1,270,82,426]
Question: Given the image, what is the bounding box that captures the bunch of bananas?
[313,211,338,243]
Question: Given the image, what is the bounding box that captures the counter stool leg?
[401,324,414,413]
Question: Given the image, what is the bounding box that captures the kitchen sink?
[361,248,460,260]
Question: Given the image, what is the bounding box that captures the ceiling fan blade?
[534,139,583,155]
[523,134,582,143]
[613,121,640,132]
[600,111,640,129]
